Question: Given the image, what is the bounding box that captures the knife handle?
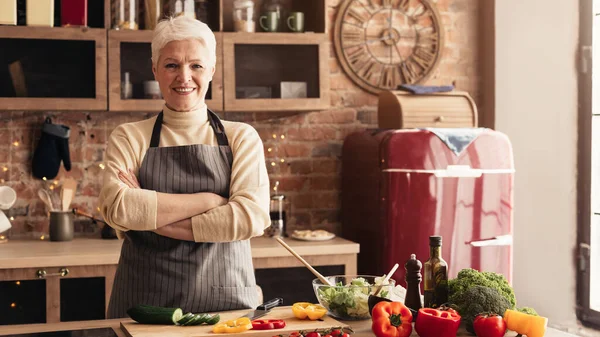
[257,297,283,310]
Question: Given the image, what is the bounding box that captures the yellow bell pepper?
[212,317,253,333]
[503,309,548,337]
[292,302,327,320]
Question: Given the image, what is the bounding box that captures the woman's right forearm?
[156,192,227,227]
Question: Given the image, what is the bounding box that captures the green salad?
[316,277,392,319]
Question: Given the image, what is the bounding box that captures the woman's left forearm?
[154,219,194,241]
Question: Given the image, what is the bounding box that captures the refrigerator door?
[380,129,515,283]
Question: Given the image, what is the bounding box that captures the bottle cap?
[429,235,442,246]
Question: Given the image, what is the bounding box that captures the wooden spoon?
[275,237,334,286]
[373,263,399,296]
[60,178,78,212]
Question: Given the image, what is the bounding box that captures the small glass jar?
[233,0,255,32]
[265,194,289,238]
[112,0,140,30]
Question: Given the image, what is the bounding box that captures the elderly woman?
[99,16,270,318]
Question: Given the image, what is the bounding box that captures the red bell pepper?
[251,319,286,330]
[371,301,413,337]
[415,308,461,337]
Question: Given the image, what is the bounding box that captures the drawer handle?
[435,116,445,122]
[36,268,69,278]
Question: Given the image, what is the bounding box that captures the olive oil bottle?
[423,235,448,308]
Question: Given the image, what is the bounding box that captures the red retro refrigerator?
[341,128,514,285]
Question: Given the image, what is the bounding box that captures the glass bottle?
[423,235,448,308]
[233,0,255,32]
[112,0,139,30]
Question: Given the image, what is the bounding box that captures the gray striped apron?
[107,110,258,318]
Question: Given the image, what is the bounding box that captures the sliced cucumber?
[127,305,183,325]
[205,314,221,325]
[177,313,196,326]
[185,314,204,326]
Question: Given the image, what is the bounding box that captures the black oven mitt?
[32,117,71,180]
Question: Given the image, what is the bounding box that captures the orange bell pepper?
[371,301,413,337]
[503,309,548,337]
[292,302,327,320]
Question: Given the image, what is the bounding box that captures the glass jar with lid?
[112,0,140,30]
[265,194,289,238]
[233,0,255,32]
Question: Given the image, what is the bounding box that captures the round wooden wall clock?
[333,0,444,94]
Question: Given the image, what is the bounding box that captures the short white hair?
[151,16,217,67]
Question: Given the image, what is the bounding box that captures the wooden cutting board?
[120,306,352,337]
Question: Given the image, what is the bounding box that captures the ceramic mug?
[0,210,11,233]
[49,211,74,242]
[287,12,304,33]
[259,11,279,32]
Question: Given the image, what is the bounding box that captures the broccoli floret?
[455,285,511,333]
[517,307,538,316]
[448,268,516,309]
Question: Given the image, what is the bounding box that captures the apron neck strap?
[149,109,230,148]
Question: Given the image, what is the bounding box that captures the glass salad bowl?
[312,275,395,320]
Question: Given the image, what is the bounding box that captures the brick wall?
[0,0,480,239]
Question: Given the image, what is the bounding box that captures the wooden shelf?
[0,26,107,111]
[223,32,329,112]
[0,1,330,113]
[107,30,224,112]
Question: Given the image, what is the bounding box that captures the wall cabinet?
[0,0,329,112]
[0,26,107,111]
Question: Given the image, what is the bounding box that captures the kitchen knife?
[240,297,284,320]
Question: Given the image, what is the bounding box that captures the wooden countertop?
[0,236,359,269]
[0,308,578,337]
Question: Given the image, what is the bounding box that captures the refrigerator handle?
[465,235,513,247]
[434,165,482,178]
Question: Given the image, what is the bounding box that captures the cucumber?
[127,305,183,325]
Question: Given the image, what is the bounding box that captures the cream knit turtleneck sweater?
[98,104,270,242]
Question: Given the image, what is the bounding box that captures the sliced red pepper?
[251,319,286,330]
[414,308,461,337]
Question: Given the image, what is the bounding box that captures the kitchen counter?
[0,236,359,272]
[0,308,579,337]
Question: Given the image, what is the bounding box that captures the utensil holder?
[49,211,74,242]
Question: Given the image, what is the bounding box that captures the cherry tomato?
[305,332,321,337]
[330,330,342,337]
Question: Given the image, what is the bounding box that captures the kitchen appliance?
[341,128,514,284]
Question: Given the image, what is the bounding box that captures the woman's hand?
[118,168,141,189]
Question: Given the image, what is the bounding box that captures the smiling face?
[152,39,215,112]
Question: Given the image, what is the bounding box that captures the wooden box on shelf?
[222,32,329,112]
[107,30,224,112]
[0,26,107,111]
